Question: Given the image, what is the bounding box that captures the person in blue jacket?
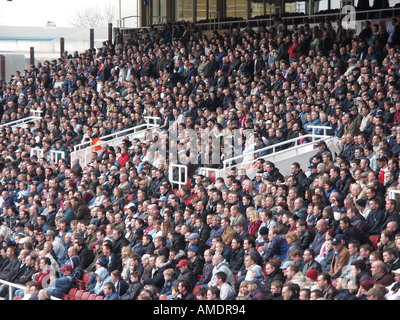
[264,227,290,263]
[47,264,74,299]
[103,282,120,300]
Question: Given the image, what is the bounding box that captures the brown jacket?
[221,226,235,246]
[329,246,350,277]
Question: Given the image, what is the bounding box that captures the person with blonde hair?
[285,231,303,262]
[247,209,261,239]
[121,246,134,281]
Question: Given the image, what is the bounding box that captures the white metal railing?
[50,150,65,164]
[30,147,44,159]
[0,279,61,300]
[73,123,158,152]
[222,126,332,170]
[0,109,42,129]
[231,136,328,172]
[198,167,221,182]
[169,163,188,190]
[71,123,160,167]
[389,189,400,200]
[194,6,398,30]
[0,116,40,129]
[144,116,161,125]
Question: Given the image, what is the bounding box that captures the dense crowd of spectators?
[1,11,400,301]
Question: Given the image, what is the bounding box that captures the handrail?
[169,163,188,190]
[0,279,61,300]
[0,115,41,129]
[222,125,332,170]
[73,122,158,152]
[30,147,44,159]
[193,6,398,29]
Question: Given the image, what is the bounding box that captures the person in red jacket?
[247,209,262,239]
[288,34,299,63]
[117,146,130,167]
[35,257,52,289]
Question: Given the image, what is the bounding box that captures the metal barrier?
[168,163,188,190]
[50,150,65,164]
[0,109,42,130]
[144,116,161,125]
[30,147,44,159]
[0,279,61,300]
[194,6,398,30]
[0,116,40,130]
[71,122,160,167]
[73,123,158,152]
[389,189,400,200]
[222,126,332,170]
[198,167,221,181]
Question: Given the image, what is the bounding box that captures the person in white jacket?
[385,268,400,300]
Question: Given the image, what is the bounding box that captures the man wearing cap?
[233,221,250,240]
[173,258,197,292]
[364,286,386,300]
[187,246,204,278]
[48,264,74,298]
[329,234,350,278]
[247,278,268,300]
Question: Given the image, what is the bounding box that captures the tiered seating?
[80,291,90,300]
[88,293,97,300]
[62,288,77,300]
[73,289,84,300]
[76,272,91,291]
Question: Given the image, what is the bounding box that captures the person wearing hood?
[92,266,112,296]
[70,255,84,281]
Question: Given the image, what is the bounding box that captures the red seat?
[80,291,90,300]
[369,235,379,250]
[73,289,84,300]
[88,293,97,300]
[173,189,181,197]
[125,193,134,204]
[184,179,192,188]
[62,288,77,300]
[12,296,21,300]
[95,295,104,300]
[77,272,92,290]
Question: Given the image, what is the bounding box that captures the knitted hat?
[360,279,374,291]
[306,269,319,281]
